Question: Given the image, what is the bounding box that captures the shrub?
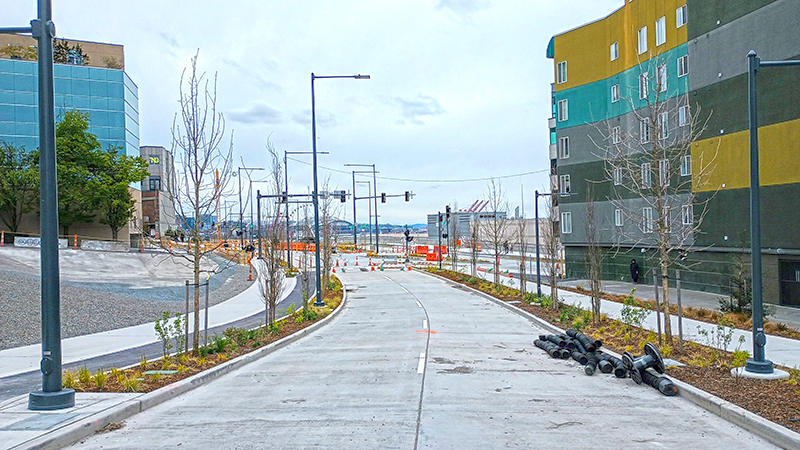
[78,366,91,385]
[62,370,77,389]
[732,349,750,368]
[92,370,108,389]
[139,355,148,369]
[620,289,650,331]
[122,376,140,393]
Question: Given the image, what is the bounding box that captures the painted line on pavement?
[423,320,427,330]
[417,352,426,374]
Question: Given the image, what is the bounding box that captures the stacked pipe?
[532,329,678,396]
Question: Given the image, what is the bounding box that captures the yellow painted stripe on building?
[693,118,800,192]
[553,0,688,92]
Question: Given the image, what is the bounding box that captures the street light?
[347,164,380,253]
[311,73,370,307]
[236,166,264,250]
[0,0,74,410]
[741,51,799,377]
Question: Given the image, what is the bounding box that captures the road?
[0,272,315,403]
[70,269,774,449]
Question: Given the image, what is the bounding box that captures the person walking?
[630,259,640,284]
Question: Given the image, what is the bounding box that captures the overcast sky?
[8,0,621,225]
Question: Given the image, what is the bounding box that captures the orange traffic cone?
[336,259,340,267]
[332,268,336,273]
[371,266,375,271]
[0,230,4,246]
[248,257,253,281]
[73,234,78,250]
[356,256,359,266]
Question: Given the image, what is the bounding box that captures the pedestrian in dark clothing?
[630,259,640,284]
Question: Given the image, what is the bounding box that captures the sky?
[7,0,622,225]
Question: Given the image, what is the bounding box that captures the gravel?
[0,255,253,351]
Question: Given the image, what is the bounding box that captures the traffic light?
[381,192,386,203]
[405,191,410,202]
[445,205,451,220]
[340,191,346,203]
[281,192,288,204]
[404,229,410,238]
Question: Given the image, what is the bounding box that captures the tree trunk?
[111,227,119,240]
[193,238,200,352]
[660,262,673,342]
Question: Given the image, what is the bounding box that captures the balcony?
[549,144,558,160]
[548,117,556,129]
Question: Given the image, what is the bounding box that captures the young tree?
[595,52,717,342]
[319,177,341,299]
[514,215,528,296]
[170,51,234,352]
[448,202,460,272]
[469,218,481,277]
[585,187,603,324]
[482,179,510,286]
[258,144,285,327]
[541,195,560,309]
[0,143,38,234]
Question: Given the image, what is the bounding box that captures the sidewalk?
[561,278,800,331]
[0,273,296,379]
[482,270,800,371]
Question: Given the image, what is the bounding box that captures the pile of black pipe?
[533,329,678,396]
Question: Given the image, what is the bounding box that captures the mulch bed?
[430,268,800,434]
[64,284,344,395]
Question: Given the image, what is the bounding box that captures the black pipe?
[641,370,678,396]
[584,353,599,375]
[545,334,568,348]
[571,350,588,365]
[598,353,627,378]
[534,339,562,358]
[565,329,596,353]
[559,348,571,359]
[597,359,613,374]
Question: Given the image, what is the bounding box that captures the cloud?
[228,102,283,124]
[222,58,282,92]
[157,32,179,48]
[434,0,491,15]
[291,110,337,128]
[386,94,446,125]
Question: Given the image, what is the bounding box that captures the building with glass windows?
[0,36,141,242]
[547,0,800,306]
[0,35,138,158]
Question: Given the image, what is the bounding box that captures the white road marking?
[402,287,411,294]
[384,276,392,281]
[423,320,428,330]
[415,301,422,308]
[417,352,426,374]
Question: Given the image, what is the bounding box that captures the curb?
[12,289,348,450]
[417,269,800,450]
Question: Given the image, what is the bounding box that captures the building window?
[639,72,649,99]
[641,163,652,188]
[678,55,688,77]
[679,104,690,126]
[643,207,654,233]
[659,111,669,140]
[559,174,571,194]
[610,42,619,61]
[681,154,692,176]
[638,26,648,54]
[656,17,666,46]
[149,177,161,191]
[682,204,693,225]
[659,159,670,186]
[611,84,620,103]
[615,208,624,226]
[657,64,667,92]
[640,118,651,144]
[612,126,621,144]
[559,137,570,159]
[557,61,567,84]
[561,212,573,234]
[677,5,687,28]
[613,167,623,185]
[558,99,568,121]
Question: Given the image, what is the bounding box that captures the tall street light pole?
[351,171,358,247]
[346,164,379,254]
[237,166,264,250]
[0,0,74,410]
[311,73,370,307]
[743,51,800,376]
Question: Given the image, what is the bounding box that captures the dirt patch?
[438,365,473,374]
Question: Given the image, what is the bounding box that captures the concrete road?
[70,270,775,449]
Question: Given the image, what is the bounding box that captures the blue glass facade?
[0,58,139,157]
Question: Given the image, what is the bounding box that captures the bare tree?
[585,186,603,325]
[319,177,340,300]
[593,50,718,341]
[483,179,510,286]
[170,50,234,352]
[540,195,560,309]
[469,218,481,277]
[514,216,528,296]
[257,144,285,327]
[449,202,460,272]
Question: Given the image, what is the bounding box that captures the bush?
[62,370,77,389]
[92,370,108,389]
[620,289,650,331]
[77,366,91,385]
[122,376,140,393]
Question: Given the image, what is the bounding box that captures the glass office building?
[0,57,139,157]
